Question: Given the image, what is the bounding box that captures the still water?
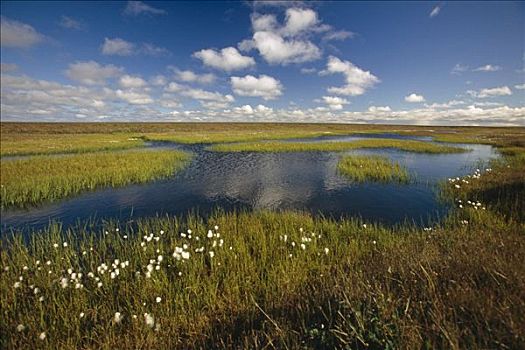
[0,135,497,232]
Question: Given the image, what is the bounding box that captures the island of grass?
[337,155,410,183]
[209,138,468,154]
[0,149,190,208]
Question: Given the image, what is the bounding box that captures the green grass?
[0,150,190,208]
[209,138,468,154]
[0,133,145,157]
[337,155,410,183]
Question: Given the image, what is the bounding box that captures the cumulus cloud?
[1,16,45,48]
[115,89,153,104]
[368,106,391,112]
[320,56,380,96]
[193,47,255,71]
[180,88,235,109]
[119,74,147,88]
[101,38,135,56]
[429,5,441,18]
[239,8,328,65]
[58,16,85,30]
[515,83,525,90]
[123,1,166,16]
[468,86,512,98]
[300,67,316,74]
[230,74,283,100]
[405,93,426,103]
[322,96,349,110]
[101,37,169,56]
[170,68,216,84]
[65,61,123,85]
[473,64,502,72]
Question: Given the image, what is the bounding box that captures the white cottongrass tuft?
[156,296,162,303]
[114,312,123,324]
[144,313,155,328]
[39,332,46,340]
[17,324,25,332]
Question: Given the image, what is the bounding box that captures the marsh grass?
[0,150,190,208]
[0,133,145,157]
[209,138,467,154]
[337,155,410,183]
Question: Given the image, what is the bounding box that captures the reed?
[0,150,190,208]
[337,155,410,183]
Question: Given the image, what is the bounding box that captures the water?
[0,135,497,232]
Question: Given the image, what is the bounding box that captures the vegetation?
[1,150,190,208]
[209,138,468,154]
[337,155,410,183]
[0,133,145,157]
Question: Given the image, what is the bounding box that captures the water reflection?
[0,135,497,232]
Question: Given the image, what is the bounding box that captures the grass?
[0,133,145,157]
[209,138,468,154]
[337,155,410,183]
[0,150,190,208]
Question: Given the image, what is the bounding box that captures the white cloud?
[165,81,184,93]
[58,16,85,30]
[323,30,356,41]
[515,83,525,90]
[322,96,349,110]
[368,106,391,112]
[101,38,135,56]
[1,16,45,48]
[321,56,380,96]
[150,75,167,86]
[124,1,166,16]
[469,86,512,98]
[405,93,426,103]
[101,38,169,56]
[300,67,316,74]
[429,5,441,18]
[1,63,18,73]
[180,88,235,109]
[426,100,465,109]
[473,64,502,72]
[119,75,147,88]
[115,89,153,104]
[230,74,283,100]
[193,47,255,71]
[240,9,327,65]
[451,63,469,75]
[65,61,123,85]
[171,68,216,84]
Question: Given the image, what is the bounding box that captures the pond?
[0,134,497,232]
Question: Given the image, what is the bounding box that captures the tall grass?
[209,138,467,154]
[337,155,410,183]
[1,205,523,349]
[0,150,190,208]
[0,133,145,157]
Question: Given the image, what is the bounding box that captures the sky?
[1,1,524,125]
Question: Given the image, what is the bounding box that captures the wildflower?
[123,235,128,239]
[23,266,28,271]
[181,251,190,260]
[46,261,51,265]
[362,224,367,229]
[39,332,46,340]
[300,244,306,250]
[13,282,21,289]
[39,296,44,302]
[187,229,192,234]
[80,312,85,318]
[324,248,329,255]
[156,297,162,303]
[214,225,219,230]
[53,243,59,248]
[3,266,9,271]
[144,313,155,328]
[97,282,103,288]
[17,324,25,332]
[60,278,69,288]
[33,287,40,294]
[63,242,68,247]
[114,312,123,324]
[372,240,377,245]
[209,251,215,258]
[157,255,163,262]
[160,230,164,235]
[207,230,213,238]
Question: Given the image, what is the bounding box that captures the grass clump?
[209,138,467,154]
[0,133,145,157]
[338,155,410,183]
[0,150,190,208]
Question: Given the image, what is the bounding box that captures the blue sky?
[1,1,524,125]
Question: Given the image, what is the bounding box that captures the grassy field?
[1,150,190,208]
[1,123,524,348]
[2,123,524,155]
[209,138,467,154]
[0,133,145,157]
[337,155,410,183]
